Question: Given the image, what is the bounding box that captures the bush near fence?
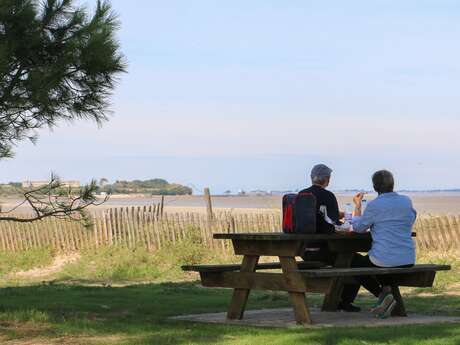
[0,205,459,253]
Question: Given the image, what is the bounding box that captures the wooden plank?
[422,218,436,250]
[279,256,312,325]
[322,252,354,312]
[16,222,24,251]
[298,264,450,277]
[200,271,331,293]
[413,220,426,250]
[23,222,33,250]
[125,207,133,247]
[0,222,8,250]
[149,211,159,250]
[50,218,61,252]
[435,217,449,249]
[68,220,77,251]
[232,239,303,256]
[391,271,436,287]
[182,261,325,272]
[341,271,437,288]
[73,218,82,250]
[442,216,457,249]
[227,255,259,320]
[215,232,373,241]
[143,209,152,250]
[450,216,460,246]
[91,215,98,248]
[204,187,214,221]
[108,209,116,245]
[5,221,15,251]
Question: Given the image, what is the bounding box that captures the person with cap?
[300,164,341,234]
[300,164,365,312]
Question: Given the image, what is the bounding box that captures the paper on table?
[319,205,352,232]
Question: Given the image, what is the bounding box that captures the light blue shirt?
[351,192,416,267]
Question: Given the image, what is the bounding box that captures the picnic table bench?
[182,232,450,325]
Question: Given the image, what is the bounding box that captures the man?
[350,170,417,318]
[300,164,340,234]
[300,164,363,312]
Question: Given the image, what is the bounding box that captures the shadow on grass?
[0,281,458,345]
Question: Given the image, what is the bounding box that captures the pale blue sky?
[2,1,460,193]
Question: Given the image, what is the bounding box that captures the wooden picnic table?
[184,231,449,325]
[212,232,374,324]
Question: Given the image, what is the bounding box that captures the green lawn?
[0,247,458,344]
[0,281,458,345]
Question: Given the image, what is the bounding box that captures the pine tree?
[0,0,126,223]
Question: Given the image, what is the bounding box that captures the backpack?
[282,192,316,233]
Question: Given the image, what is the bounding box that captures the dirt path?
[9,253,80,280]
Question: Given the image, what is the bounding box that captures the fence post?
[160,196,165,217]
[203,188,214,221]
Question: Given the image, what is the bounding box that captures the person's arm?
[328,193,340,224]
[352,192,364,217]
[351,193,375,232]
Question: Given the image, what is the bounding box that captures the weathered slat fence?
[0,206,459,252]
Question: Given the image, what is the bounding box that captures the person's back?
[350,169,417,318]
[300,184,338,234]
[352,192,416,267]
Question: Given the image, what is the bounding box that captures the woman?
[350,170,416,318]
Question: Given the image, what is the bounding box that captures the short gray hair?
[312,175,329,185]
[310,164,332,178]
[372,170,394,194]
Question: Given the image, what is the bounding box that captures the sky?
[2,0,460,193]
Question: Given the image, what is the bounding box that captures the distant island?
[99,179,192,195]
[0,179,193,196]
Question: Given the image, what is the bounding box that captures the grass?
[0,247,54,276]
[0,245,458,344]
[57,228,237,284]
[0,282,458,344]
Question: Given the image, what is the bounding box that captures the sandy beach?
[2,192,459,215]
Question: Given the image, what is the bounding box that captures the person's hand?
[353,192,365,207]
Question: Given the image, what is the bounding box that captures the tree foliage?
[0,0,125,223]
[101,179,193,195]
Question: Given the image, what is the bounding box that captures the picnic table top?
[213,232,416,241]
[213,232,371,241]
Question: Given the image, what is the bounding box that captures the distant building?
[22,180,80,189]
[269,190,296,195]
[248,190,270,196]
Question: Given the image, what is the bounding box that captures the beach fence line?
[0,206,458,252]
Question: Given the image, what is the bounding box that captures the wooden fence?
[0,206,459,252]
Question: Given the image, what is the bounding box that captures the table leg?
[227,255,259,320]
[322,252,354,311]
[279,256,312,325]
[391,284,407,317]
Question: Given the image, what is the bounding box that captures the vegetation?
[0,247,54,276]
[100,178,193,195]
[0,0,125,223]
[0,241,458,344]
[0,181,21,196]
[0,219,457,344]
